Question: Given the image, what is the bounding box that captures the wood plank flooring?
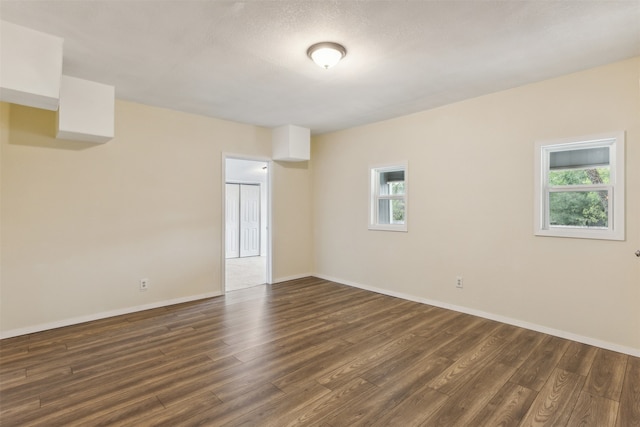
[1,277,638,426]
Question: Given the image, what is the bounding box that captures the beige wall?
[312,58,640,353]
[272,160,313,281]
[1,59,637,354]
[0,100,312,335]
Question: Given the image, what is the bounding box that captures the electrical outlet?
[456,276,463,289]
[140,278,149,291]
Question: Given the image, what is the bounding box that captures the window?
[370,163,408,232]
[534,132,625,240]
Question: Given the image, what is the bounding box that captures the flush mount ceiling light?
[307,42,347,69]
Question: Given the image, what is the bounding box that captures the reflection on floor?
[225,255,266,292]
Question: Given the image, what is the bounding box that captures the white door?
[225,184,240,259]
[240,184,261,257]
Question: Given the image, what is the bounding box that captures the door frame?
[221,153,273,293]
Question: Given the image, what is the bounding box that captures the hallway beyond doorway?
[225,256,267,291]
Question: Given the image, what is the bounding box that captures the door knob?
[636,250,640,257]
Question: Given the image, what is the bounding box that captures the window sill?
[535,227,624,241]
[368,224,408,232]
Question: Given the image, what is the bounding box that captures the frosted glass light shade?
[307,42,346,69]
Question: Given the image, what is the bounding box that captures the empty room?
[0,1,639,426]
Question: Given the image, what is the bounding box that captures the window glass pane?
[377,199,391,224]
[378,199,405,224]
[391,199,405,224]
[550,147,609,169]
[549,191,608,228]
[379,170,404,195]
[548,167,610,185]
[389,181,405,195]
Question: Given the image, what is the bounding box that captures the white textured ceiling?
[1,1,639,134]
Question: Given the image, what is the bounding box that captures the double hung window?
[369,163,407,232]
[534,132,625,240]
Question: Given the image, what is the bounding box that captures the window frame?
[534,131,625,241]
[369,162,408,232]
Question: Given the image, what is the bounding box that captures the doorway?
[224,157,271,292]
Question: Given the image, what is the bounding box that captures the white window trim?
[534,131,625,241]
[369,162,408,232]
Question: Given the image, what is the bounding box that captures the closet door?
[225,184,240,258]
[240,184,260,257]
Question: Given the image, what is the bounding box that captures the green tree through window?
[548,168,609,227]
[390,182,405,222]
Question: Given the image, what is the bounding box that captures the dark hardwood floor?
[1,277,638,426]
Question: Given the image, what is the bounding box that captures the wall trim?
[313,273,640,358]
[272,273,313,284]
[0,291,221,340]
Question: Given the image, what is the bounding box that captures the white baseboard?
[271,273,313,284]
[6,275,637,358]
[313,273,640,358]
[0,292,221,340]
